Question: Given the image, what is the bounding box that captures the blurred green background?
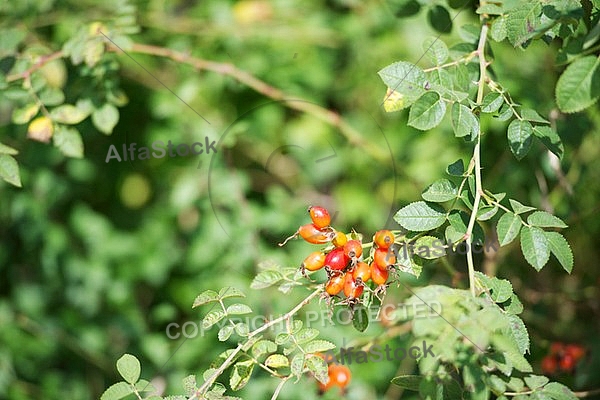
[0,0,599,399]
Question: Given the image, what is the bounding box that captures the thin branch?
[194,287,322,396]
[465,23,489,296]
[110,42,388,162]
[6,51,65,83]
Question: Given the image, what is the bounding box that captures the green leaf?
[408,92,447,130]
[226,303,252,315]
[290,353,305,377]
[12,103,40,124]
[446,159,464,176]
[392,375,423,391]
[556,55,600,113]
[507,119,533,160]
[481,92,504,113]
[414,236,446,259]
[490,15,508,42]
[229,360,254,391]
[116,354,141,384]
[543,382,577,400]
[234,322,249,336]
[427,5,452,34]
[353,306,369,332]
[476,3,504,15]
[305,354,329,384]
[0,154,22,187]
[451,103,479,138]
[264,354,289,369]
[544,232,574,273]
[50,104,89,124]
[92,103,120,135]
[507,314,530,355]
[421,179,458,202]
[520,226,550,271]
[0,142,18,155]
[193,290,219,307]
[251,340,277,359]
[100,382,134,400]
[202,310,226,329]
[53,126,84,158]
[509,199,536,214]
[219,287,245,299]
[527,211,567,228]
[496,212,522,246]
[378,62,427,107]
[218,325,234,341]
[394,201,447,231]
[504,293,524,315]
[38,87,65,106]
[423,37,449,65]
[182,375,198,396]
[386,0,421,17]
[0,28,27,57]
[303,340,336,354]
[524,375,549,390]
[295,328,319,345]
[521,108,550,124]
[250,270,283,289]
[533,125,564,159]
[134,380,155,393]
[476,272,513,303]
[506,2,543,47]
[477,206,498,221]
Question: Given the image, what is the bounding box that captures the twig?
[6,51,65,83]
[465,23,489,295]
[109,42,388,162]
[194,287,323,397]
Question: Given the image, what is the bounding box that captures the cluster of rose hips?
[280,206,398,306]
[314,353,351,395]
[541,342,586,375]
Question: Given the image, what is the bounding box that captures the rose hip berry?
[343,272,364,299]
[324,248,349,271]
[301,251,326,272]
[343,240,363,259]
[325,273,345,296]
[352,261,371,283]
[298,223,330,244]
[374,247,396,270]
[374,229,395,249]
[308,206,331,229]
[370,262,389,286]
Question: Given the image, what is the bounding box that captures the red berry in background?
[332,231,348,248]
[370,262,389,286]
[352,261,371,283]
[559,353,576,372]
[343,272,364,299]
[325,273,345,296]
[374,247,396,270]
[308,206,331,229]
[302,251,326,271]
[343,240,363,259]
[541,355,558,375]
[550,342,565,356]
[565,344,586,361]
[318,364,351,394]
[374,230,395,249]
[298,223,330,244]
[324,248,349,271]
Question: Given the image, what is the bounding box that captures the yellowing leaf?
[27,116,54,143]
[383,88,406,112]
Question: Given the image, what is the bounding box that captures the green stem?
[465,23,489,296]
